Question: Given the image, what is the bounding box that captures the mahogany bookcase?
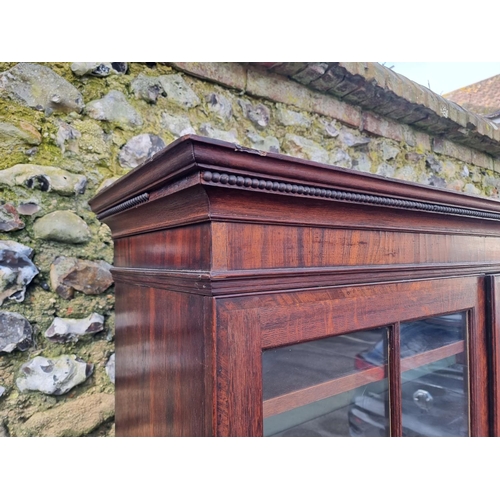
[90,135,500,437]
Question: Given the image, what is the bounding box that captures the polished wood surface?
[88,136,500,437]
[254,277,479,349]
[389,323,402,437]
[115,284,214,436]
[487,275,500,436]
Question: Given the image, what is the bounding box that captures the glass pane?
[263,328,389,437]
[400,312,468,437]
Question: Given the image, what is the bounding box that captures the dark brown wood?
[256,277,479,349]
[114,222,211,270]
[89,136,500,437]
[467,279,489,436]
[215,308,263,437]
[115,283,214,436]
[216,222,500,271]
[104,184,210,239]
[487,275,500,436]
[389,323,402,437]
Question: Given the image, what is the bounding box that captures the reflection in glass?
[400,313,468,437]
[262,328,389,437]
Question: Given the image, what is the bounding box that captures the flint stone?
[0,240,33,258]
[405,152,424,163]
[238,99,270,129]
[428,174,446,188]
[338,129,371,148]
[85,90,143,129]
[199,124,238,143]
[50,256,113,299]
[44,312,104,342]
[465,183,481,195]
[0,204,24,232]
[247,132,280,153]
[0,63,84,114]
[206,93,232,120]
[0,311,32,352]
[0,121,41,147]
[322,119,340,138]
[160,112,195,137]
[447,179,465,192]
[276,108,311,127]
[352,153,371,172]
[0,241,38,305]
[442,160,458,178]
[33,210,91,244]
[426,155,442,173]
[118,134,166,169]
[0,164,86,196]
[131,74,163,103]
[56,120,81,154]
[329,149,358,168]
[376,163,395,178]
[106,353,115,384]
[395,166,419,183]
[71,62,127,77]
[332,149,354,169]
[17,202,41,215]
[381,143,400,161]
[16,355,93,395]
[283,134,329,164]
[158,74,200,109]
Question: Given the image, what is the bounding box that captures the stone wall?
[1,62,500,437]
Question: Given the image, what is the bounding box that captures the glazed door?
[215,276,489,436]
[263,313,470,436]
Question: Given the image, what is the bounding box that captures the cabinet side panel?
[115,283,213,436]
[114,222,211,270]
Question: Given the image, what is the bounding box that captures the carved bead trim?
[97,193,149,220]
[202,170,500,221]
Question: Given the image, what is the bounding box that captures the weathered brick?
[339,62,369,78]
[401,124,416,147]
[399,106,430,125]
[361,112,404,142]
[170,62,247,91]
[268,63,309,76]
[493,159,500,174]
[309,65,344,93]
[310,93,361,128]
[432,138,473,164]
[328,69,364,98]
[246,67,314,111]
[477,116,495,139]
[471,150,494,170]
[292,63,328,85]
